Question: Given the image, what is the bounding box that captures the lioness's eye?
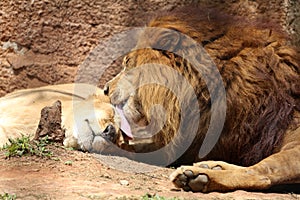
[103,119,113,125]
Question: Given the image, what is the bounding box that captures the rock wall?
[0,0,299,96]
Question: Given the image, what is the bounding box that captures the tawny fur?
[0,84,123,153]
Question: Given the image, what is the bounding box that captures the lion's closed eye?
[154,30,181,51]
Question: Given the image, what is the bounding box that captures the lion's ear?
[154,29,181,52]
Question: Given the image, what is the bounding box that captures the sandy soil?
[0,144,298,200]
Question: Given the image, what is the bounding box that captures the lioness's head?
[63,92,136,153]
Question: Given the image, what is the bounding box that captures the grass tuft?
[141,194,181,200]
[0,193,17,200]
[2,135,53,158]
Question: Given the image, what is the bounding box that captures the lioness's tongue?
[115,105,133,139]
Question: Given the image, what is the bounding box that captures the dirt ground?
[0,144,298,200]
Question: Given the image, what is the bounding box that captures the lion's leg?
[248,147,300,185]
[170,128,300,192]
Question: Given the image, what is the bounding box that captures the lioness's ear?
[154,29,181,52]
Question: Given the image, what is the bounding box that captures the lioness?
[104,7,300,192]
[0,83,127,154]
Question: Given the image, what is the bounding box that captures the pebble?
[120,180,129,186]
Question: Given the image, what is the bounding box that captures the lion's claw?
[212,166,222,170]
[198,164,210,169]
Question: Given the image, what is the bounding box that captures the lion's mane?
[110,7,300,167]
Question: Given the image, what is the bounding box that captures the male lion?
[0,83,127,154]
[104,7,300,192]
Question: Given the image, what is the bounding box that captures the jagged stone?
[34,100,65,143]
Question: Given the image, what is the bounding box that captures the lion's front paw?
[170,161,271,192]
[170,163,230,192]
[170,161,242,192]
[170,165,215,192]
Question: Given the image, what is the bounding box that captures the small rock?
[120,180,129,186]
[64,160,73,166]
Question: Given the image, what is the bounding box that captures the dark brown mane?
[150,6,287,46]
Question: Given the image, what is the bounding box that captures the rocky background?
[0,0,299,97]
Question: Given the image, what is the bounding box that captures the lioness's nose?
[104,84,109,95]
[103,124,115,135]
[101,124,117,143]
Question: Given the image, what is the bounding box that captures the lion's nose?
[103,84,109,95]
[101,124,117,143]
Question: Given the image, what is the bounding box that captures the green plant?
[3,135,52,158]
[33,136,53,157]
[0,193,17,200]
[142,194,181,200]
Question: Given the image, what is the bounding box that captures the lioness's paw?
[63,136,79,149]
[170,166,210,192]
